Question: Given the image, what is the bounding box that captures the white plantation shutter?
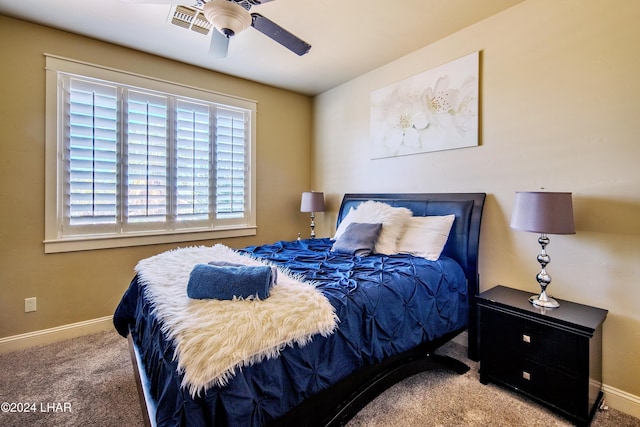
[46,56,256,252]
[176,100,211,223]
[216,107,247,219]
[124,90,169,228]
[63,77,119,233]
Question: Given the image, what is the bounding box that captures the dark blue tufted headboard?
[337,193,486,359]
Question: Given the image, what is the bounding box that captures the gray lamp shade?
[510,191,575,234]
[300,192,325,212]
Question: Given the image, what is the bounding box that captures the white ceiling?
[0,0,524,95]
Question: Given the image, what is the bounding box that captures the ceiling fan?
[124,0,311,57]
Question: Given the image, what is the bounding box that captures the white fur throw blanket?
[135,244,338,397]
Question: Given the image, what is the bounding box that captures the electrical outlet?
[24,297,37,313]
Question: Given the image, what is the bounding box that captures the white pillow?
[397,215,455,261]
[334,201,412,255]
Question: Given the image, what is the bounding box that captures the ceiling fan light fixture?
[203,0,252,38]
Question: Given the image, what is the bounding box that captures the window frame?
[44,55,257,253]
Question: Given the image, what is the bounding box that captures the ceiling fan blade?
[250,13,311,56]
[209,28,230,57]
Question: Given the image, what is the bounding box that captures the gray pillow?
[331,222,383,257]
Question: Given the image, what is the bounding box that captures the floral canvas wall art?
[370,52,479,159]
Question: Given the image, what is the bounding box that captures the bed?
[113,192,486,427]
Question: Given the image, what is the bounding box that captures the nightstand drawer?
[481,307,580,374]
[487,358,581,415]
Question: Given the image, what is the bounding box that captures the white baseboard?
[452,330,640,419]
[603,384,640,420]
[0,316,113,354]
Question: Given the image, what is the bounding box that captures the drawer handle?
[522,334,531,344]
[522,371,531,381]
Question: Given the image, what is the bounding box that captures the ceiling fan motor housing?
[204,0,252,37]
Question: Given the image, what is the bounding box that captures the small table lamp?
[300,191,325,239]
[510,191,575,308]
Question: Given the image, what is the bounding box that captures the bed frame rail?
[128,332,156,427]
[269,329,469,427]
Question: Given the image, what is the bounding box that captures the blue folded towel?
[187,264,273,300]
[208,260,278,286]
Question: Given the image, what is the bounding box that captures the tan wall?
[0,16,312,338]
[313,0,640,401]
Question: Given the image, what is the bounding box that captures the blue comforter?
[113,238,468,426]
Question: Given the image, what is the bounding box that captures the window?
[44,56,256,253]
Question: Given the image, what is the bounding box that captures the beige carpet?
[0,329,637,427]
[348,341,639,427]
[0,330,143,427]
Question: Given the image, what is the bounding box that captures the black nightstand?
[477,285,608,426]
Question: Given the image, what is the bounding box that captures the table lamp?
[300,191,325,239]
[510,191,575,308]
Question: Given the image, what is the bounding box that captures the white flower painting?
[370,52,479,159]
